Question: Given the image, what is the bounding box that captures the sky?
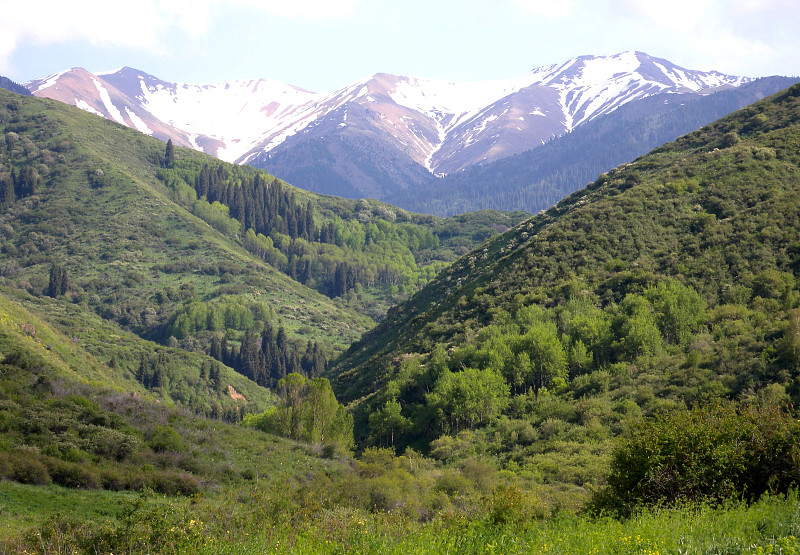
[2,0,799,92]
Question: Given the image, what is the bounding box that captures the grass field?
[2,482,798,554]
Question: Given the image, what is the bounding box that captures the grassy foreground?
[3,482,798,554]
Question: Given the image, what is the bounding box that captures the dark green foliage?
[47,263,69,297]
[163,138,175,168]
[203,323,325,387]
[0,76,31,96]
[593,402,800,514]
[159,161,317,242]
[148,425,184,453]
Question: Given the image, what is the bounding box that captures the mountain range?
[26,51,781,211]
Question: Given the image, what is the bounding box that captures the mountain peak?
[28,52,756,181]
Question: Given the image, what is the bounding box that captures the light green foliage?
[244,373,353,452]
[427,367,510,433]
[644,280,706,345]
[368,399,410,448]
[615,294,663,358]
[166,296,273,338]
[558,295,613,369]
[514,320,568,390]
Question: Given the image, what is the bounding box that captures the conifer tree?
[47,264,69,297]
[164,139,175,168]
[0,174,14,207]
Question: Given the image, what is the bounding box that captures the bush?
[592,402,800,515]
[149,471,200,495]
[45,458,101,489]
[0,450,51,485]
[148,425,185,453]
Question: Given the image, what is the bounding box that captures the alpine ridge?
[27,52,750,190]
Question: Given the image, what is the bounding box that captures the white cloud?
[0,0,362,73]
[229,0,362,20]
[514,0,576,20]
[611,0,800,76]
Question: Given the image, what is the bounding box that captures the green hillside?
[0,89,525,394]
[330,83,800,491]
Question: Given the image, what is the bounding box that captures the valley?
[1,71,800,553]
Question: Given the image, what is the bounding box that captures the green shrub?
[434,470,472,497]
[592,402,800,515]
[44,457,101,489]
[0,449,51,485]
[148,425,185,453]
[149,471,200,495]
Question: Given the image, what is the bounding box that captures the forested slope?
[0,89,526,397]
[330,83,800,490]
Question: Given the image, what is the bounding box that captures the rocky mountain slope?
[28,52,755,201]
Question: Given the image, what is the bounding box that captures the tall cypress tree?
[164,139,175,168]
[47,264,68,297]
[0,175,13,207]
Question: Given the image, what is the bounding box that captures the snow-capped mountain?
[26,66,318,162]
[27,52,752,196]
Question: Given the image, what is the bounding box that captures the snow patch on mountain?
[91,77,125,124]
[30,70,69,92]
[75,99,103,117]
[125,107,152,135]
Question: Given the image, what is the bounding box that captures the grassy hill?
[329,83,800,493]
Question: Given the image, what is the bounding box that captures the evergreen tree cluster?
[136,351,169,390]
[47,263,69,297]
[0,76,31,96]
[158,161,447,303]
[194,163,315,242]
[210,324,326,388]
[0,165,39,207]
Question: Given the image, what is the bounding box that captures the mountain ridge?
[27,52,752,181]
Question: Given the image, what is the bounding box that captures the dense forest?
[157,158,527,321]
